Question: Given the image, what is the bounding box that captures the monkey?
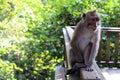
[66,10,101,75]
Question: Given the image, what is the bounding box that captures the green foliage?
[0,0,120,80]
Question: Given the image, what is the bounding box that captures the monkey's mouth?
[88,23,97,30]
[89,25,97,31]
[92,26,97,30]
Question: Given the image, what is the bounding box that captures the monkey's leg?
[84,43,93,71]
[70,48,84,66]
[66,49,86,75]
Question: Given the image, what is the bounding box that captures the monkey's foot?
[66,69,76,75]
[85,67,93,72]
[73,63,87,69]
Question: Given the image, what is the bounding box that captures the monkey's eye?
[95,18,99,21]
[91,18,99,21]
[91,19,95,21]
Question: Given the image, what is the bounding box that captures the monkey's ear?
[82,13,86,19]
[93,10,96,12]
[93,10,98,13]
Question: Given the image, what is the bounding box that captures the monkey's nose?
[94,23,98,27]
[93,24,97,28]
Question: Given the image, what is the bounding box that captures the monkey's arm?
[87,29,101,66]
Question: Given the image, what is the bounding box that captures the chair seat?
[101,68,120,80]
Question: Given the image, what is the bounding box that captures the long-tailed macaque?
[66,10,101,74]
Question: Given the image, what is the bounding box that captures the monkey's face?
[83,10,101,31]
[87,16,100,31]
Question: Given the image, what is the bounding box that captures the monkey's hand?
[86,66,93,71]
[85,64,93,71]
[85,60,94,71]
